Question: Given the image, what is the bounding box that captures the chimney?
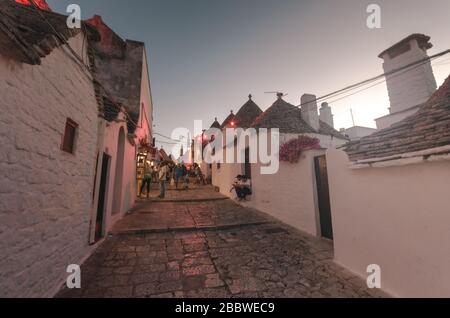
[301,94,320,131]
[319,102,334,128]
[379,34,437,114]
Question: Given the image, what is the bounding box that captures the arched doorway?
[112,127,125,214]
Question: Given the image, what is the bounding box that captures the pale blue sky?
[48,0,450,151]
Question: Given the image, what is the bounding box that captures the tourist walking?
[174,163,183,189]
[182,163,189,189]
[158,161,170,199]
[139,163,153,198]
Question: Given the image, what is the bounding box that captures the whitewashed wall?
[0,34,99,297]
[99,116,137,233]
[246,149,326,236]
[327,148,450,297]
[211,132,346,236]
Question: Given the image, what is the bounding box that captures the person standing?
[139,163,152,198]
[174,163,183,189]
[182,163,189,190]
[158,161,170,199]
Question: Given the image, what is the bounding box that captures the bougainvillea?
[279,136,321,163]
[139,136,156,155]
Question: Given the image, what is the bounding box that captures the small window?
[217,162,221,170]
[61,118,78,154]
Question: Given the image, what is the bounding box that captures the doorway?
[243,147,251,179]
[314,155,333,240]
[95,153,111,242]
[112,127,125,214]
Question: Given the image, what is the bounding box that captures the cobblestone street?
[57,186,386,298]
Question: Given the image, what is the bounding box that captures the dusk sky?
[48,0,450,152]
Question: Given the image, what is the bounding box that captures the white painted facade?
[375,106,420,130]
[0,33,99,297]
[0,20,153,296]
[326,148,450,297]
[341,126,377,141]
[90,49,153,241]
[212,132,346,236]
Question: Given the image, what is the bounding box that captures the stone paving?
[112,187,268,234]
[56,187,387,298]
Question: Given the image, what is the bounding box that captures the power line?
[155,140,182,146]
[298,49,450,108]
[153,132,182,142]
[327,52,449,106]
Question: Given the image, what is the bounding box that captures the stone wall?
[0,34,99,297]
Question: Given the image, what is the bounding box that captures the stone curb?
[135,197,229,204]
[110,221,272,235]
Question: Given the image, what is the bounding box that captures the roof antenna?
[350,108,356,126]
[265,91,288,98]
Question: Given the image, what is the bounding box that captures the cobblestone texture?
[56,189,387,298]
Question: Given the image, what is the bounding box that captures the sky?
[48,0,450,153]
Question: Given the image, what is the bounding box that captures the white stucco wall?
[343,126,377,141]
[91,48,153,239]
[246,150,325,236]
[327,148,450,297]
[100,116,137,233]
[381,39,436,114]
[211,132,347,236]
[375,106,420,130]
[0,34,99,297]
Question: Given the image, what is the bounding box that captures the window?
[61,118,78,154]
[217,162,221,170]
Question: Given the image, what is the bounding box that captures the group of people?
[173,162,190,190]
[140,161,203,199]
[139,161,171,199]
[191,163,207,185]
[231,175,252,201]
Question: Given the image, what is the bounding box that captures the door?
[314,155,333,240]
[95,153,110,242]
[244,147,251,179]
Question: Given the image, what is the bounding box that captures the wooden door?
[95,153,110,242]
[314,155,333,240]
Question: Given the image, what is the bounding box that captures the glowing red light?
[15,0,51,10]
[231,122,235,126]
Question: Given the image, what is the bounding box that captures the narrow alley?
[56,186,385,298]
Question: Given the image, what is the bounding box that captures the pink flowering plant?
[279,136,321,163]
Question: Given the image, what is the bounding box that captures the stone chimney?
[301,94,320,131]
[319,102,334,128]
[379,34,437,114]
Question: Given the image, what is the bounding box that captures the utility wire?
[28,1,449,131]
[327,52,448,105]
[298,49,450,108]
[155,139,182,145]
[153,132,182,142]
